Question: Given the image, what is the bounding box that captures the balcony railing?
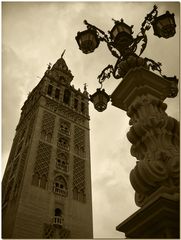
[52,216,64,226]
[59,128,70,136]
[56,162,69,172]
[57,142,70,151]
[53,187,68,197]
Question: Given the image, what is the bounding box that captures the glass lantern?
[90,88,110,112]
[152,11,176,38]
[110,19,134,52]
[75,29,100,54]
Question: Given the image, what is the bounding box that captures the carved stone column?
[111,67,179,238]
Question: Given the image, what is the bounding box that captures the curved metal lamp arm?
[97,64,114,88]
[112,57,125,79]
[84,20,121,59]
[130,5,158,56]
[97,56,124,87]
[107,43,120,58]
[84,20,110,43]
[141,5,158,30]
[145,57,163,76]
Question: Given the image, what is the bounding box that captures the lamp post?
[76,5,177,111]
[76,5,179,239]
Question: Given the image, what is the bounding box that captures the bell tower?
[2,56,93,239]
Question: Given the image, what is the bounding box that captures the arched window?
[47,84,53,96]
[55,88,60,100]
[53,208,63,225]
[40,175,47,189]
[58,137,69,150]
[32,173,40,186]
[74,98,78,110]
[55,208,62,217]
[56,153,68,171]
[81,102,85,113]
[60,121,70,135]
[63,89,71,105]
[53,176,67,197]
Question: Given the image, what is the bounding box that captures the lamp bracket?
[145,57,163,76]
[97,56,125,87]
[84,20,121,59]
[128,5,158,57]
[84,20,110,43]
[97,64,114,88]
[80,5,177,97]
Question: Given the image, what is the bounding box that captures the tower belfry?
[2,56,93,239]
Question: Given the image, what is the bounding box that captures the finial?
[112,18,121,24]
[47,63,52,70]
[84,83,88,91]
[61,49,66,58]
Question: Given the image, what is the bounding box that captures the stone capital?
[111,67,177,111]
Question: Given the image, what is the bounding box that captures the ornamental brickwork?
[2,57,93,239]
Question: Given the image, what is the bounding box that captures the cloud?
[2,46,27,155]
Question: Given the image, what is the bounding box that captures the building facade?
[2,57,93,239]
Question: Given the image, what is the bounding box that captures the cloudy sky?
[2,2,179,238]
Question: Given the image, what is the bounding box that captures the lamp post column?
[111,67,179,238]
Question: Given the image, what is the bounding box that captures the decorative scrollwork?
[145,57,163,76]
[83,5,176,90]
[126,95,179,207]
[133,5,158,56]
[97,65,114,87]
[84,20,110,43]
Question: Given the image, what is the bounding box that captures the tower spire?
[61,49,66,58]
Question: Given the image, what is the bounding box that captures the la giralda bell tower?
[2,56,93,239]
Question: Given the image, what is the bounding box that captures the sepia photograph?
[2,1,179,238]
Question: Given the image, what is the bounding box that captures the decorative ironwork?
[76,5,177,103]
[90,88,110,112]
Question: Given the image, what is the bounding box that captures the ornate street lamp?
[75,5,178,112]
[109,19,134,53]
[75,5,179,238]
[90,88,110,112]
[152,11,176,38]
[76,28,100,54]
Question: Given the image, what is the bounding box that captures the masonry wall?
[2,57,93,239]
